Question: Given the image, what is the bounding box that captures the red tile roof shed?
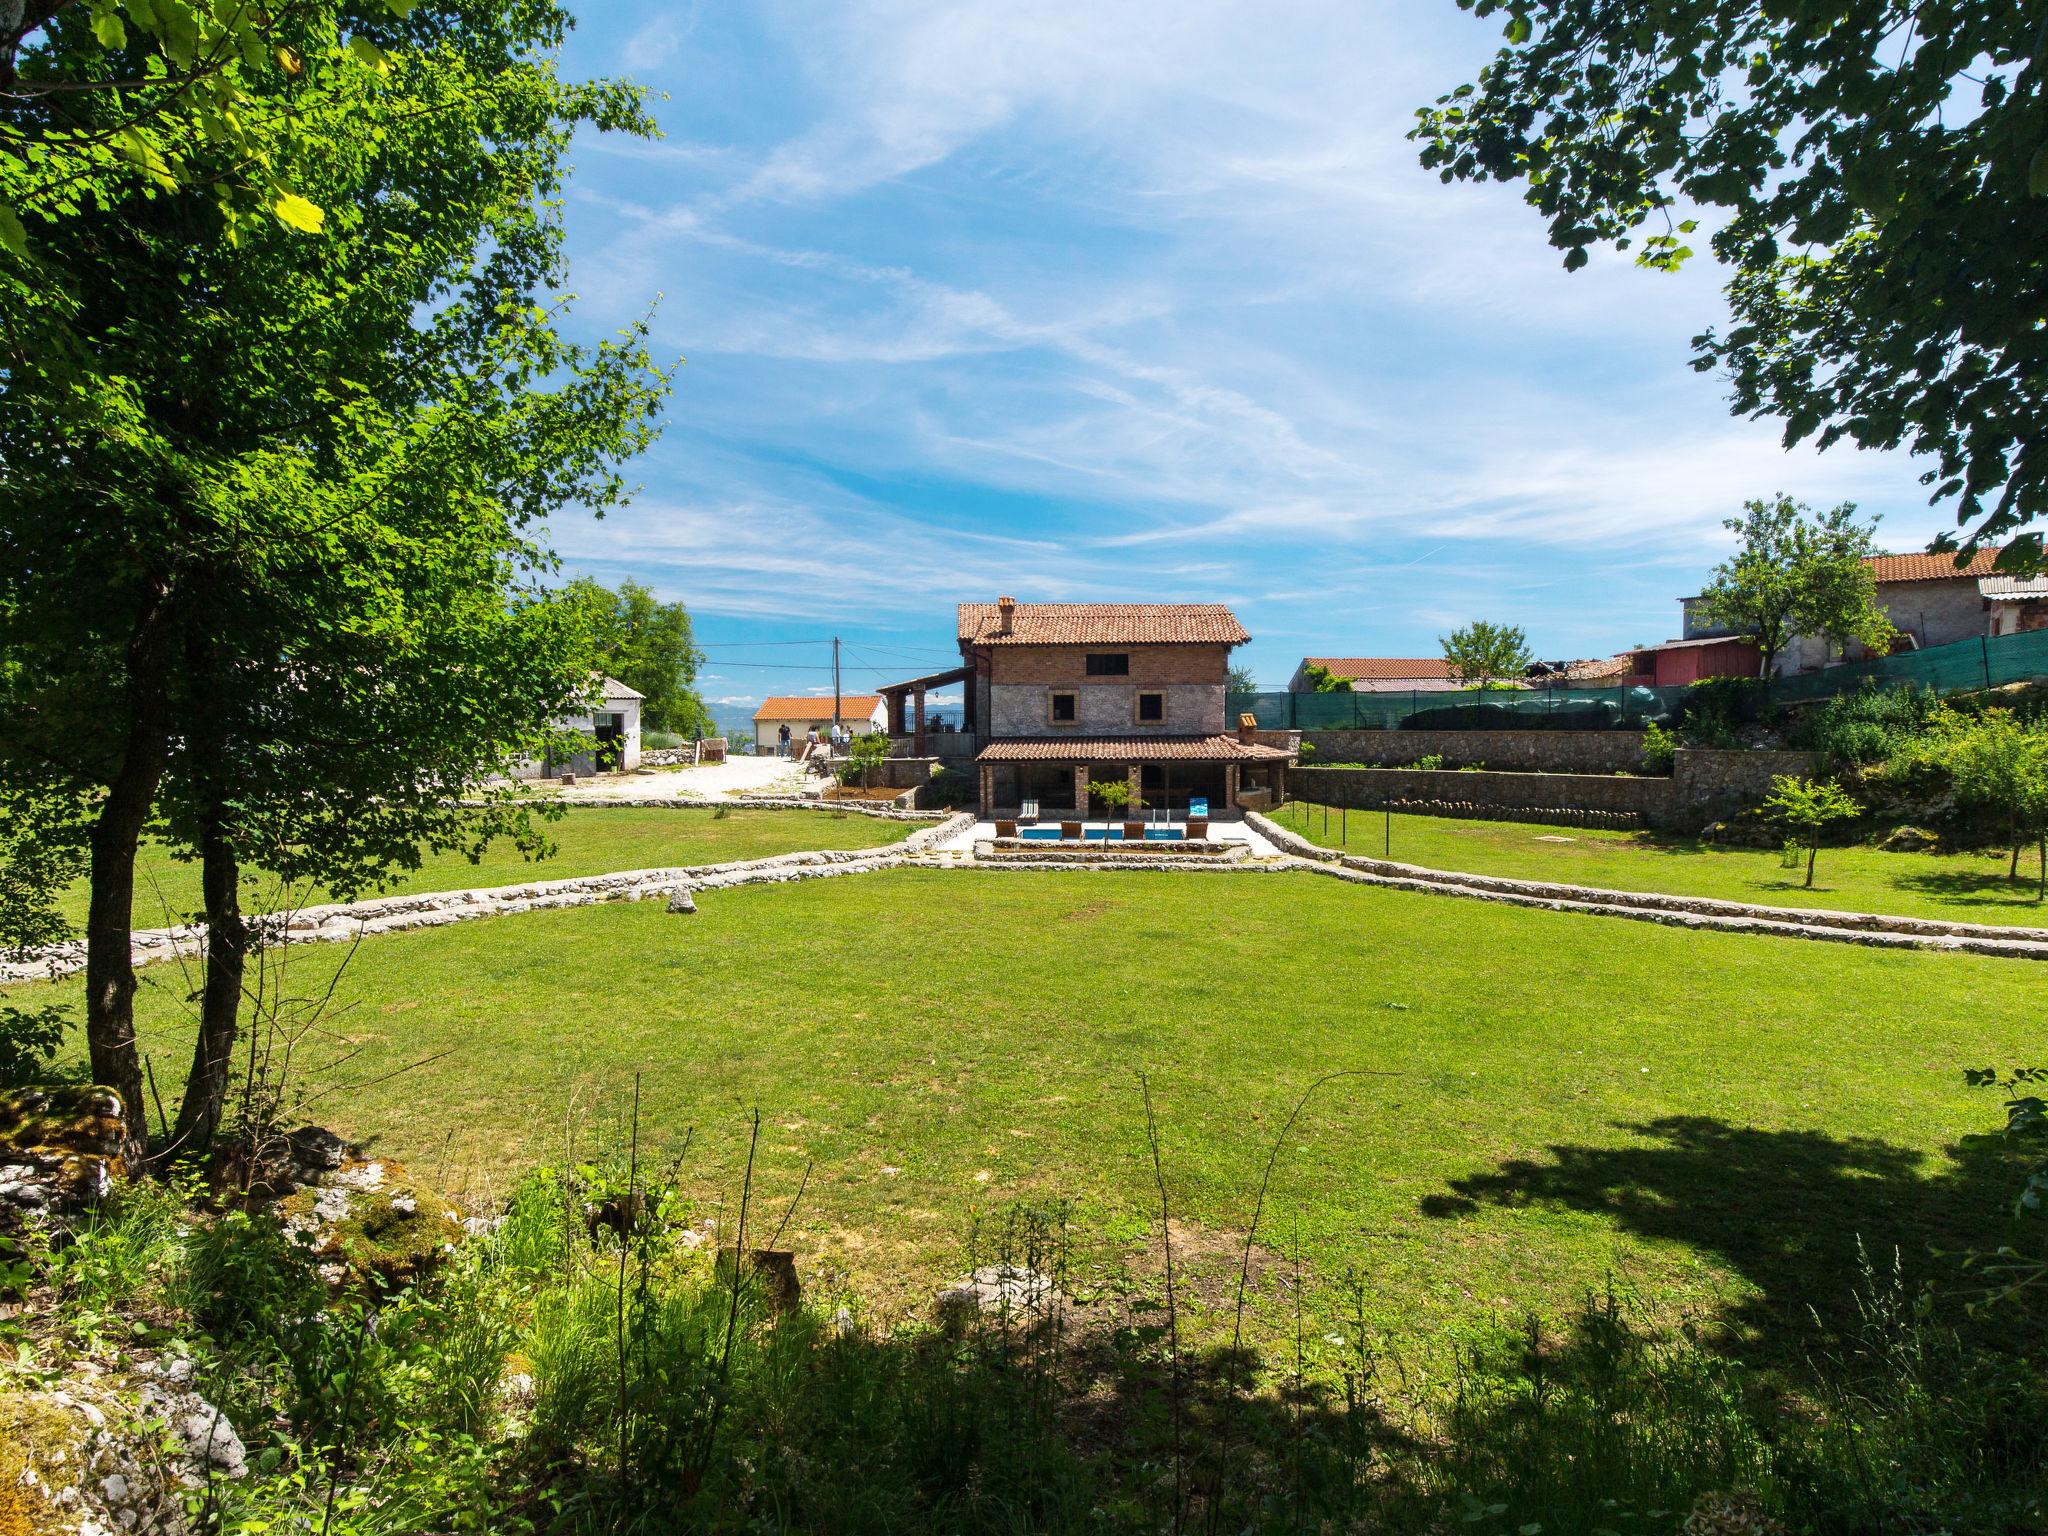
[1305,657,1457,681]
[1864,549,2001,583]
[752,694,884,722]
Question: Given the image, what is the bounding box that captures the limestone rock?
[1879,824,1941,852]
[279,1159,460,1287]
[666,886,698,914]
[935,1264,1060,1328]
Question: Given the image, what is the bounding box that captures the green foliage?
[1439,620,1532,689]
[1089,777,1133,818]
[1696,497,1896,675]
[561,577,713,737]
[1227,662,1259,693]
[1414,0,2048,556]
[1411,753,1445,771]
[0,1003,69,1087]
[1945,712,2048,893]
[1676,674,1767,747]
[1762,775,1863,887]
[1800,682,1945,767]
[840,730,893,788]
[1639,721,1677,775]
[1299,662,1352,693]
[643,729,684,751]
[0,780,86,955]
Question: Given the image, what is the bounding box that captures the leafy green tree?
[0,1,668,1142]
[1698,497,1895,677]
[1299,663,1351,693]
[1227,662,1258,694]
[1089,776,1131,827]
[1440,621,1531,690]
[1946,712,2048,897]
[563,577,713,737]
[1414,0,2048,560]
[839,730,892,791]
[0,1,421,258]
[1761,774,1862,888]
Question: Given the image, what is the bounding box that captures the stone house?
[1681,548,2044,674]
[511,675,642,779]
[959,599,1293,818]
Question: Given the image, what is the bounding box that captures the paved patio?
[556,755,813,801]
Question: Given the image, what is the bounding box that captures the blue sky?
[544,2,1941,714]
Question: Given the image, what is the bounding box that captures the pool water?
[1017,826,1186,842]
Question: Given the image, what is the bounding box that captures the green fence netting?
[1231,627,2048,732]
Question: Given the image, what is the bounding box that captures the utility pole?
[832,636,842,728]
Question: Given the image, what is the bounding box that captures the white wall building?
[752,693,885,753]
[511,675,643,779]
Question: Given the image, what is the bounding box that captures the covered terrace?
[972,734,1291,820]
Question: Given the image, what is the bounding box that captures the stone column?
[1225,762,1241,810]
[1073,764,1090,820]
[1127,764,1142,822]
[979,763,995,817]
[913,689,927,756]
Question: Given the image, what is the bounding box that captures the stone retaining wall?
[539,795,946,822]
[1290,748,1821,831]
[1303,728,1647,773]
[1,813,977,984]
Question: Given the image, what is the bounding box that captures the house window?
[1085,653,1129,676]
[1136,692,1165,723]
[1049,691,1077,724]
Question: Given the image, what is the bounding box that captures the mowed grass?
[1270,799,2048,925]
[29,867,2037,1351]
[58,807,908,929]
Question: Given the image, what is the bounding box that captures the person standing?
[777,722,791,758]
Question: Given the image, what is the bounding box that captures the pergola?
[876,664,975,754]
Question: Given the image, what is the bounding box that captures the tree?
[0,1,404,268]
[1761,774,1862,888]
[840,730,891,791]
[1946,712,2048,898]
[0,1,669,1143]
[1413,0,2048,561]
[1227,662,1258,694]
[1440,621,1531,690]
[564,577,713,737]
[1089,776,1131,830]
[1299,663,1351,693]
[1697,497,1896,677]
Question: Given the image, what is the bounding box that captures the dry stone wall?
[1303,728,1647,773]
[1290,747,1820,831]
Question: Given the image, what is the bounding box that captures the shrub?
[1796,681,1943,766]
[1761,774,1862,887]
[644,729,685,750]
[1296,740,1317,762]
[1640,721,1677,774]
[1678,675,1768,747]
[1412,753,1445,771]
[0,1003,70,1087]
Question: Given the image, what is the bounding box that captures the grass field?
[27,866,2035,1353]
[57,807,909,929]
[1269,799,2048,924]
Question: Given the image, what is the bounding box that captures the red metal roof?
[1304,657,1457,680]
[977,735,1291,763]
[958,602,1250,647]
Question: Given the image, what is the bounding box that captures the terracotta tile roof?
[1561,655,1634,681]
[1304,657,1456,681]
[1865,548,2001,583]
[751,694,883,722]
[977,734,1291,763]
[958,602,1251,646]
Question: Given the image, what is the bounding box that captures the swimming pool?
[1017,826,1187,842]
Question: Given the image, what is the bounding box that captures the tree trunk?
[2038,833,2045,904]
[170,624,244,1158]
[2011,815,2022,881]
[83,590,177,1141]
[1805,838,1818,888]
[169,815,244,1158]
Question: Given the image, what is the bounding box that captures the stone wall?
[1291,764,1666,825]
[1302,728,1648,773]
[988,682,1225,737]
[1291,747,1820,832]
[1670,747,1818,824]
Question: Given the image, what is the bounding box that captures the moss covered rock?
[278,1159,462,1287]
[0,1086,128,1221]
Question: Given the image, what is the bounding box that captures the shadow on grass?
[1893,866,2048,912]
[1419,1115,2035,1345]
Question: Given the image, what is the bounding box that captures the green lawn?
[28,867,2036,1353]
[1270,799,2048,925]
[62,807,908,929]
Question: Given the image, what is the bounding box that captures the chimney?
[1237,711,1257,745]
[996,595,1016,636]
